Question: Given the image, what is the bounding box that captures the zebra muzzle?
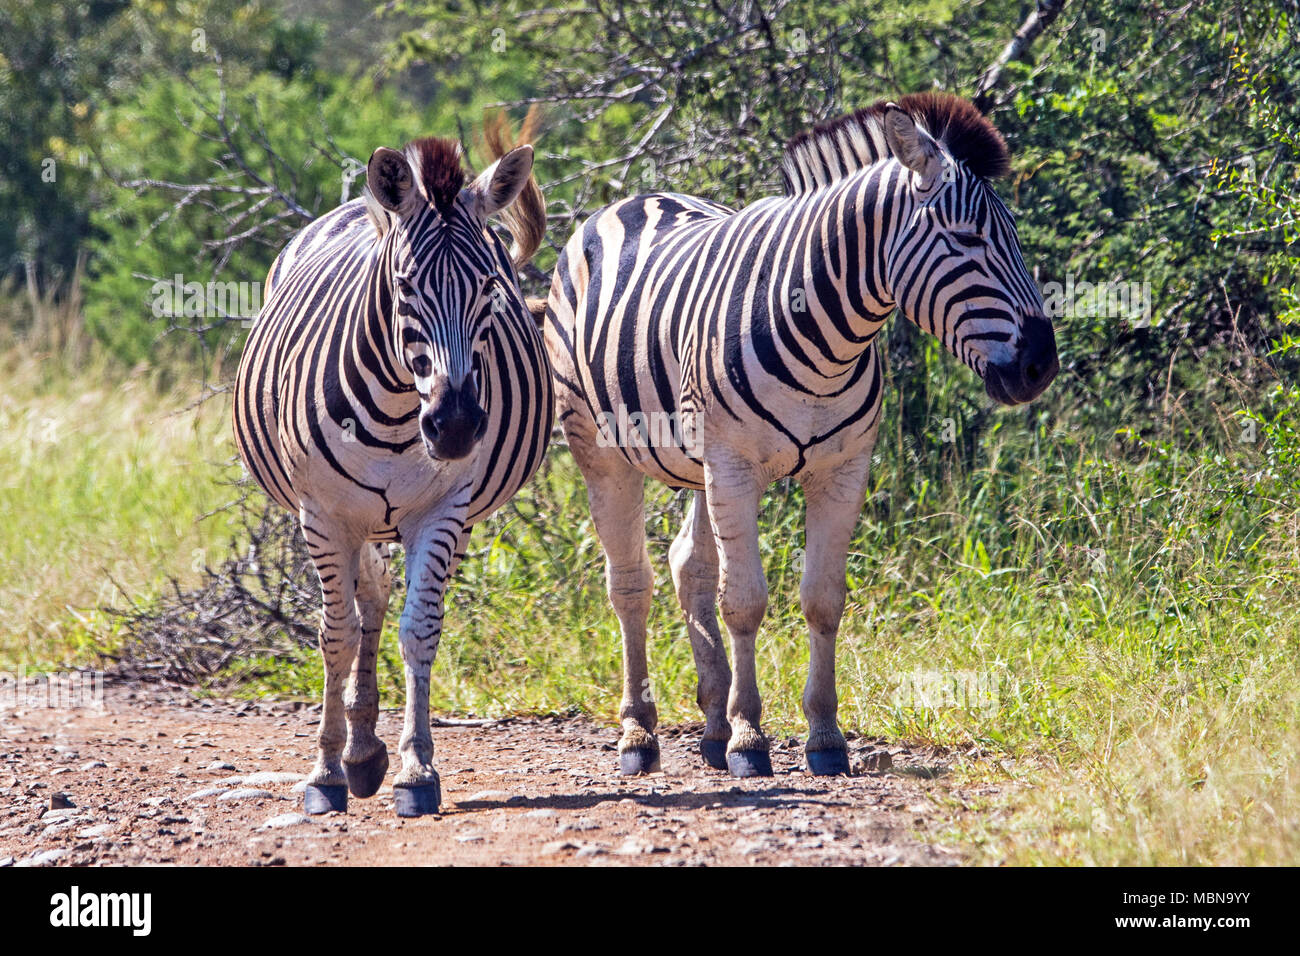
[420,384,487,461]
[985,313,1059,406]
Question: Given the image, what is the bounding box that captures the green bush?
[85,68,466,365]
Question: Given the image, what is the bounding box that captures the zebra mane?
[405,137,467,216]
[363,136,467,237]
[780,92,1010,195]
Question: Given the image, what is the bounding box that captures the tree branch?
[973,0,1070,113]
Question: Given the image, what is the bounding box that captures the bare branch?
[973,0,1070,113]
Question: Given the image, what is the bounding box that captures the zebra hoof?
[806,748,851,776]
[700,739,729,770]
[344,748,389,799]
[619,748,661,775]
[393,778,441,817]
[302,784,348,815]
[726,749,773,778]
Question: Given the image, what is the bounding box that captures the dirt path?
[0,685,1000,866]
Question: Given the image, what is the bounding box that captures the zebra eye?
[410,354,432,378]
[951,232,984,249]
[397,275,417,297]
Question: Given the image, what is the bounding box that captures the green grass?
[0,350,237,668]
[4,328,1298,864]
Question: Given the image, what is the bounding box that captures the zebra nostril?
[1026,362,1042,382]
[421,414,439,442]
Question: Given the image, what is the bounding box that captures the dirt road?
[0,685,999,866]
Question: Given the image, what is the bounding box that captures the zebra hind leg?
[300,511,364,814]
[343,541,392,799]
[570,436,660,774]
[669,490,732,770]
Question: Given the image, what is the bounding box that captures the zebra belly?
[585,397,878,492]
[592,397,706,489]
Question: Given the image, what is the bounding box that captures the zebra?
[545,92,1058,778]
[233,115,553,816]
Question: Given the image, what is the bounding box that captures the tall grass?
[0,290,237,668]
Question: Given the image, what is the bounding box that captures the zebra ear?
[468,144,534,218]
[366,147,415,213]
[883,104,944,186]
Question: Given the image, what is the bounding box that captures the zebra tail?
[484,106,546,269]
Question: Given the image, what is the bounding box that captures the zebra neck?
[770,163,901,379]
[356,237,417,401]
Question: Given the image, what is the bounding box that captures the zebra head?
[366,137,536,460]
[881,99,1058,406]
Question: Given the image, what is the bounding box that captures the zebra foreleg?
[343,541,392,799]
[704,453,772,777]
[797,458,873,776]
[669,489,732,769]
[301,511,363,814]
[391,509,467,816]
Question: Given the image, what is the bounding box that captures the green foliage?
[0,0,132,283]
[997,0,1300,420]
[0,0,318,288]
[390,1,1027,231]
[75,1,565,365]
[1215,43,1300,490]
[83,67,450,364]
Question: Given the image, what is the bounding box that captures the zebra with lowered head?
[233,116,553,816]
[546,92,1058,778]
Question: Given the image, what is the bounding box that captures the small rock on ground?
[217,788,275,802]
[18,848,68,867]
[183,787,229,802]
[239,772,302,787]
[855,749,894,772]
[258,812,314,830]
